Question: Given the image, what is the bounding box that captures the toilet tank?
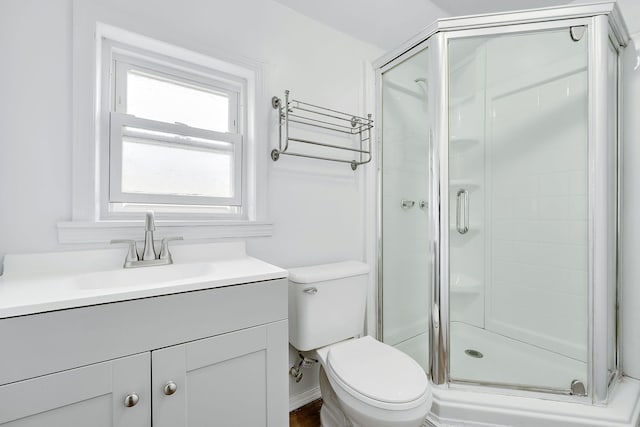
[288,261,370,351]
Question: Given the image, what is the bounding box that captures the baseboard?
[289,386,321,411]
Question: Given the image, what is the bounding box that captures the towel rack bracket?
[271,149,280,162]
[271,96,282,109]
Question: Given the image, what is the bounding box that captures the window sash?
[112,53,240,133]
[109,112,243,207]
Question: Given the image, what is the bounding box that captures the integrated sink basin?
[73,262,217,290]
[0,241,287,318]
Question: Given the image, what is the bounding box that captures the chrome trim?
[373,2,628,69]
[455,189,469,234]
[376,64,384,342]
[432,32,448,386]
[374,3,625,404]
[271,90,373,170]
[570,25,587,42]
[571,380,587,396]
[376,44,432,344]
[440,16,598,396]
[447,379,592,404]
[110,239,139,264]
[401,199,416,209]
[607,21,624,393]
[142,211,157,261]
[453,378,571,395]
[159,236,183,263]
[111,213,183,268]
[588,14,611,404]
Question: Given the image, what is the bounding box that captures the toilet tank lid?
[288,261,369,284]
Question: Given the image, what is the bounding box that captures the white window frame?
[60,20,271,243]
[103,42,247,217]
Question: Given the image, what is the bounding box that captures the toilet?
[288,261,431,427]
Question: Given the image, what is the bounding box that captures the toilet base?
[319,366,353,427]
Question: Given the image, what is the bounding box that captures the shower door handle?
[456,189,469,234]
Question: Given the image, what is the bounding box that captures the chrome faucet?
[142,212,157,261]
[111,212,183,268]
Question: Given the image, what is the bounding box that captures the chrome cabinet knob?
[163,381,178,396]
[124,393,139,407]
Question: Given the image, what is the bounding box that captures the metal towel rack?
[271,90,373,170]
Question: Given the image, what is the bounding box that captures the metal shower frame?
[374,2,629,404]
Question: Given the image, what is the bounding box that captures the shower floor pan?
[449,321,587,391]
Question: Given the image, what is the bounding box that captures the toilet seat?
[318,336,430,411]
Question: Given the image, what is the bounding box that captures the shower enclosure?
[377,3,626,405]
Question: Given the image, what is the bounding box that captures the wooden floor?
[289,399,322,427]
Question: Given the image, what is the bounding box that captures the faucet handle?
[159,237,183,263]
[110,239,139,263]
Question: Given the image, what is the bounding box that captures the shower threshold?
[427,376,640,427]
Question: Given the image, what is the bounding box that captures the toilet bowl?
[317,336,431,427]
[288,261,431,427]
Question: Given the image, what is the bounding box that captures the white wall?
[0,0,73,257]
[0,0,381,407]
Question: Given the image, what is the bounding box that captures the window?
[61,23,270,243]
[102,40,248,219]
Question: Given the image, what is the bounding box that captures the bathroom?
[1,0,640,426]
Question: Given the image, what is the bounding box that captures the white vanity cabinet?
[152,322,287,427]
[0,276,288,427]
[0,352,151,426]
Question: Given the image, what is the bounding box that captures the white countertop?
[0,242,287,319]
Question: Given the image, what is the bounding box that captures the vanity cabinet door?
[0,352,151,427]
[152,320,288,427]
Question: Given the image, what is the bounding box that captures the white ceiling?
[430,0,572,16]
[272,0,449,51]
[272,0,574,50]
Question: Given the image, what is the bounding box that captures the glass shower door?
[380,48,431,371]
[447,27,589,391]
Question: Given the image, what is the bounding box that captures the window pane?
[121,136,234,199]
[126,70,230,132]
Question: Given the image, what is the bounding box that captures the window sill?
[57,220,273,244]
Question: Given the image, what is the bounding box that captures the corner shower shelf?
[270,90,373,171]
[450,180,479,190]
[450,274,482,295]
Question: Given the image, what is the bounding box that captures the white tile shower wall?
[448,42,486,329]
[0,0,382,405]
